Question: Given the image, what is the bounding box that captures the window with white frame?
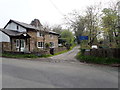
[37,32,43,37]
[16,39,19,48]
[21,39,25,48]
[37,42,44,48]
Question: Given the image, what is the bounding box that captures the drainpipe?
[43,28,46,50]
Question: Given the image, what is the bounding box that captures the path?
[49,46,80,63]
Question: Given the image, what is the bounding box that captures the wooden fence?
[84,48,120,59]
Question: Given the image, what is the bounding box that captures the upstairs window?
[37,32,44,37]
[50,34,53,38]
[39,32,43,37]
[17,25,19,30]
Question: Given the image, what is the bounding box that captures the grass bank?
[76,52,120,65]
[1,53,52,58]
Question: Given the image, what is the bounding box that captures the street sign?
[79,36,88,40]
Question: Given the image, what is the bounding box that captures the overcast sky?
[0,0,117,28]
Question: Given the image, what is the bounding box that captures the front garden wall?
[84,48,120,59]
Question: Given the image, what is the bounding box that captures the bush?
[45,43,50,49]
[2,53,52,58]
[80,49,85,55]
[2,53,38,58]
[23,54,38,58]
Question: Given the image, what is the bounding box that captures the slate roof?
[4,19,41,30]
[4,19,59,35]
[49,31,59,35]
[0,29,30,38]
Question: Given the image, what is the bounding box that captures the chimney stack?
[30,19,42,28]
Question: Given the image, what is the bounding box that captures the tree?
[72,16,86,44]
[84,5,102,46]
[102,7,119,47]
[65,1,119,48]
[65,11,86,44]
[52,25,63,34]
[65,4,102,46]
[61,29,74,45]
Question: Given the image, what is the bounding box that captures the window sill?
[37,47,44,48]
[37,36,44,38]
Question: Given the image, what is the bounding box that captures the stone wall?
[0,42,2,53]
[45,34,58,48]
[84,49,120,59]
[27,29,58,52]
[0,42,11,52]
[27,29,37,52]
[54,47,67,53]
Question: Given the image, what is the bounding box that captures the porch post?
[19,39,21,52]
[29,38,30,52]
[25,38,27,51]
[10,37,12,51]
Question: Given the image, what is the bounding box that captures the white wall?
[0,31,10,42]
[118,6,120,15]
[117,1,120,15]
[5,22,26,32]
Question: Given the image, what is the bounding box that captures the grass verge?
[76,52,120,65]
[2,53,39,58]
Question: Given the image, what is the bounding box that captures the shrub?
[80,49,85,55]
[45,43,50,49]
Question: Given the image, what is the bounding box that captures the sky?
[0,0,117,28]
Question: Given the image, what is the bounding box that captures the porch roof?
[0,29,31,38]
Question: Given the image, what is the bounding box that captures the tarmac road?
[1,46,119,88]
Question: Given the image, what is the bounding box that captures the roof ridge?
[11,19,35,26]
[10,19,39,30]
[6,19,59,35]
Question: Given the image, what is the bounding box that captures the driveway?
[49,46,80,62]
[1,46,119,88]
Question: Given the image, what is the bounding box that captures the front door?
[20,39,25,52]
[16,39,25,52]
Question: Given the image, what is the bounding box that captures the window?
[37,42,44,48]
[16,39,19,48]
[50,34,53,38]
[39,32,43,37]
[37,32,44,37]
[17,25,19,30]
[21,40,25,48]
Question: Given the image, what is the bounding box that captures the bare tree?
[52,25,63,34]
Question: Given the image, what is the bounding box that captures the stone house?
[0,19,59,52]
